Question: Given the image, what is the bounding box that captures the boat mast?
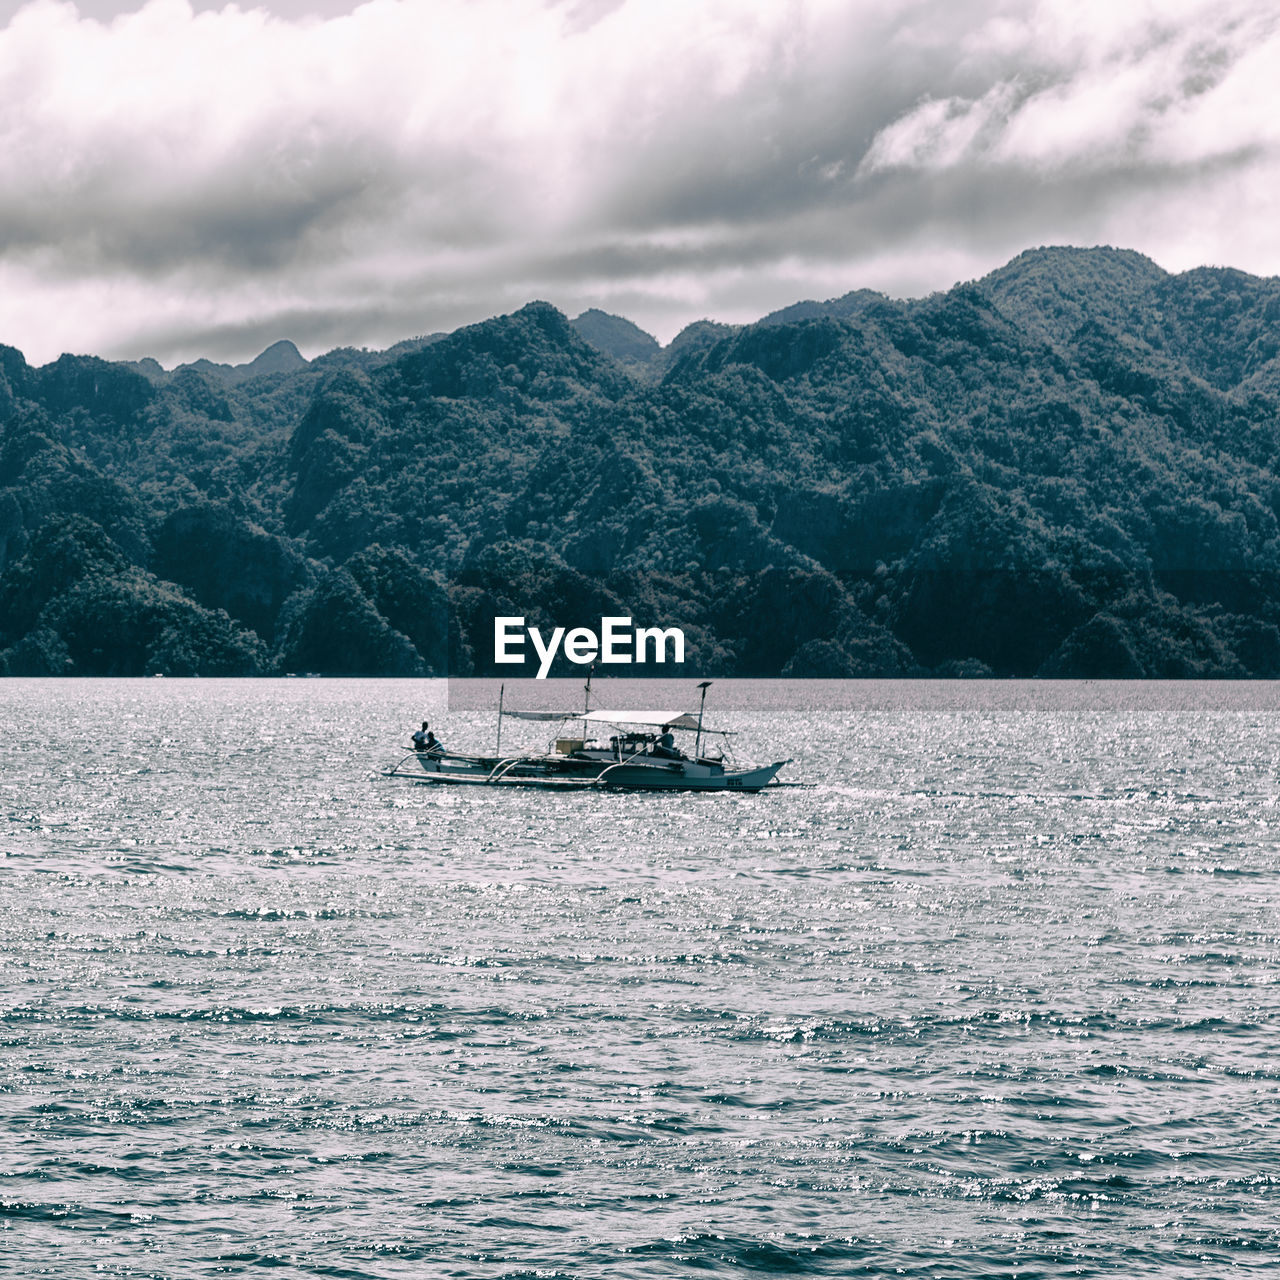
[695,680,711,758]
[496,683,504,756]
[584,664,594,715]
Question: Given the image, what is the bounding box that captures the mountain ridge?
[35,244,1280,394]
[5,245,1280,678]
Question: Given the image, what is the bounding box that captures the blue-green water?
[2,678,1278,1277]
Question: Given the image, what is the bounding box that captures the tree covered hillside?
[4,246,1280,677]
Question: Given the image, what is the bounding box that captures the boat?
[385,681,790,792]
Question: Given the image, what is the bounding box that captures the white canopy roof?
[504,708,704,730]
[582,710,701,730]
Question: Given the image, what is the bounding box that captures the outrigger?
[385,680,789,792]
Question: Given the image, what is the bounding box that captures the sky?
[1,0,1279,366]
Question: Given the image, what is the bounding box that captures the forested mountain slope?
[3,245,1280,677]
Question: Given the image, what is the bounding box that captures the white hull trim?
[387,752,789,792]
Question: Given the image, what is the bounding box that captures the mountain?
[570,309,661,368]
[570,314,741,381]
[179,338,309,385]
[5,245,1280,678]
[238,338,308,378]
[125,339,311,387]
[760,288,890,326]
[981,245,1168,348]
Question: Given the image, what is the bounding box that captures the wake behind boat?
[385,682,789,792]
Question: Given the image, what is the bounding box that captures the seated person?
[651,727,681,759]
[412,721,431,750]
[424,729,442,755]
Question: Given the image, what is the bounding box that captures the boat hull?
[397,751,788,792]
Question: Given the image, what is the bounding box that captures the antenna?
[584,663,594,715]
[496,683,504,756]
[695,680,712,759]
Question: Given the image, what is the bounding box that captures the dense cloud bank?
[2,0,1279,363]
[4,245,1280,678]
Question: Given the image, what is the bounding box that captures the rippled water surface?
[3,678,1279,1278]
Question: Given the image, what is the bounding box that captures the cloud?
[859,1,1279,176]
[0,0,1278,364]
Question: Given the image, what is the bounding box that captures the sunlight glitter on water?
[2,678,1279,1277]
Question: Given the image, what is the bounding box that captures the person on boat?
[651,726,680,759]
[412,722,433,750]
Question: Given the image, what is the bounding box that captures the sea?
[2,678,1277,1278]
